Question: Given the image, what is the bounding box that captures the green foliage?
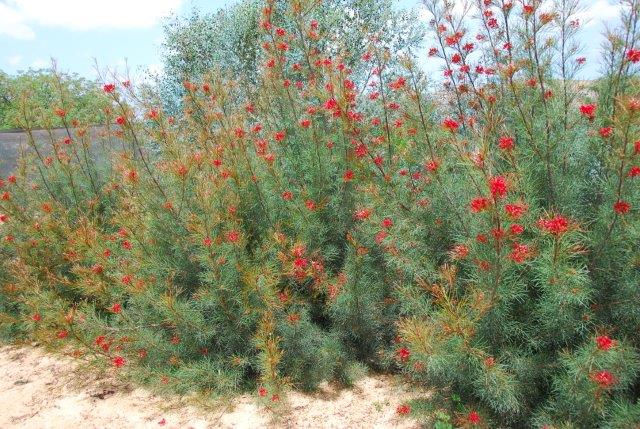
[158,0,424,113]
[0,68,107,129]
[0,0,639,428]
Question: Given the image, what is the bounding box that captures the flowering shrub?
[1,0,640,426]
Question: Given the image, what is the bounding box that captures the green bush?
[0,0,639,427]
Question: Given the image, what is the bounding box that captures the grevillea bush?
[1,0,640,427]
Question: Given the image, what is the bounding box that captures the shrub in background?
[0,67,108,130]
[0,0,639,427]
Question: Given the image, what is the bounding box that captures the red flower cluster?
[396,404,411,415]
[599,127,613,138]
[397,347,410,362]
[468,410,481,425]
[509,243,531,263]
[489,175,508,199]
[354,208,372,221]
[470,197,490,213]
[112,356,126,368]
[442,117,460,132]
[626,48,640,63]
[538,215,569,236]
[596,335,615,351]
[498,136,515,151]
[591,370,616,387]
[613,200,631,214]
[579,104,596,120]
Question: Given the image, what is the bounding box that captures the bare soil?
[0,345,423,428]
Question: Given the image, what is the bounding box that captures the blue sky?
[0,0,622,80]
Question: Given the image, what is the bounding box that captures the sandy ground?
[0,345,423,429]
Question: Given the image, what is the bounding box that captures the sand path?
[0,345,421,428]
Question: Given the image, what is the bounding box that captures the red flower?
[282,191,293,201]
[613,200,631,214]
[57,330,68,339]
[300,118,311,128]
[0,213,8,224]
[258,386,267,397]
[54,107,66,117]
[635,140,640,154]
[103,83,116,93]
[227,230,240,243]
[468,410,481,425]
[382,218,394,228]
[489,176,508,199]
[112,356,126,368]
[31,313,42,322]
[628,166,640,177]
[498,136,515,150]
[396,404,411,415]
[355,143,368,158]
[538,215,569,236]
[579,104,596,120]
[396,347,411,362]
[591,370,616,387]
[110,303,122,314]
[505,203,527,219]
[343,170,354,182]
[425,159,440,172]
[599,127,613,138]
[116,116,126,125]
[626,48,640,63]
[509,243,531,263]
[354,208,372,221]
[324,98,338,110]
[294,257,308,269]
[203,237,212,247]
[274,130,286,142]
[305,200,316,210]
[509,224,524,235]
[470,197,490,213]
[442,118,460,133]
[596,335,615,351]
[389,76,406,90]
[451,244,469,259]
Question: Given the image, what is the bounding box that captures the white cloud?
[574,0,621,28]
[30,58,49,69]
[8,55,23,66]
[0,3,36,39]
[0,0,184,39]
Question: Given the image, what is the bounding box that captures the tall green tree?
[159,0,424,113]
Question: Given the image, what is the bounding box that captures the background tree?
[0,68,107,130]
[158,0,425,114]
